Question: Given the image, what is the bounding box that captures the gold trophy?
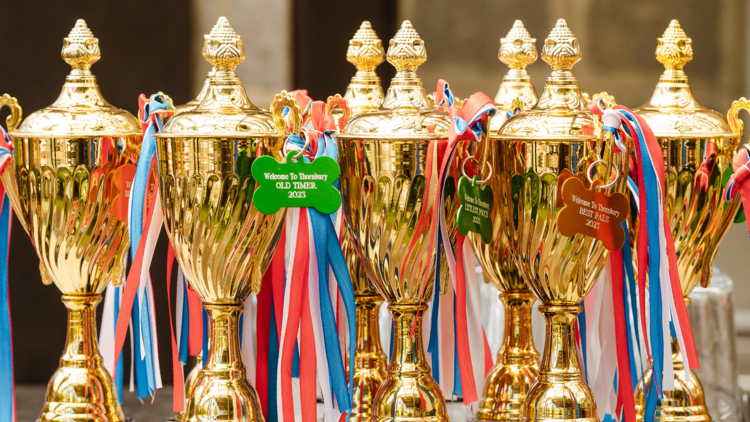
[471,19,539,422]
[335,20,453,422]
[341,21,389,422]
[632,20,749,422]
[168,60,214,422]
[491,20,629,422]
[0,20,140,421]
[154,17,287,422]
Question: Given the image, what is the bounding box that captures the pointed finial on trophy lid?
[13,18,140,138]
[500,20,537,70]
[344,21,386,115]
[387,20,426,73]
[61,19,100,72]
[493,20,539,116]
[541,19,581,73]
[338,20,448,138]
[656,19,693,71]
[347,21,385,73]
[203,17,245,72]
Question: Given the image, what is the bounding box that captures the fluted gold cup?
[0,20,140,422]
[341,21,388,422]
[492,20,629,422]
[632,20,750,422]
[155,17,286,422]
[471,20,540,422]
[335,21,453,422]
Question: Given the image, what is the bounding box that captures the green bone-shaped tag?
[457,175,494,243]
[251,155,342,215]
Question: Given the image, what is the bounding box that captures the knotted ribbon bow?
[726,145,750,238]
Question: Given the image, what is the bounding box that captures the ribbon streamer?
[0,125,15,421]
[426,80,495,410]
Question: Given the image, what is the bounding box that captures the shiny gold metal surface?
[635,337,710,422]
[344,21,386,115]
[341,23,389,420]
[175,68,216,116]
[492,20,628,422]
[632,20,750,422]
[0,19,142,422]
[491,20,538,132]
[335,20,452,422]
[155,17,286,422]
[472,20,540,421]
[474,292,538,421]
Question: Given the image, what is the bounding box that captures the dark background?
[0,0,397,386]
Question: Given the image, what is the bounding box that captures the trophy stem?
[372,303,448,422]
[40,294,124,422]
[522,304,597,422]
[476,291,539,421]
[185,303,262,422]
[351,294,388,422]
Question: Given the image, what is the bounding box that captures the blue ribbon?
[0,193,14,421]
[178,278,189,365]
[619,110,664,422]
[129,94,173,397]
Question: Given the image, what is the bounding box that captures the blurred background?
[1,0,750,419]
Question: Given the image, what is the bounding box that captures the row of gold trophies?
[0,12,746,422]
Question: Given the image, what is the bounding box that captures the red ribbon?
[166,245,185,413]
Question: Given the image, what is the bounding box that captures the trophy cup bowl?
[335,20,453,422]
[493,20,629,422]
[0,20,141,422]
[470,19,540,422]
[341,21,389,422]
[155,17,286,422]
[632,20,750,422]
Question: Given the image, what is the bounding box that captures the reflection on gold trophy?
[471,20,540,422]
[492,20,629,422]
[155,17,287,422]
[341,21,389,422]
[0,20,141,422]
[335,20,454,422]
[632,20,750,422]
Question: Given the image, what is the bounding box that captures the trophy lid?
[11,19,140,138]
[343,21,386,115]
[157,17,276,139]
[633,20,732,138]
[336,20,450,140]
[174,67,216,115]
[491,20,539,131]
[497,19,596,141]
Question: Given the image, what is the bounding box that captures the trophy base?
[635,368,711,422]
[635,338,711,422]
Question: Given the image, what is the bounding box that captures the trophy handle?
[325,94,351,131]
[728,97,750,146]
[270,91,302,139]
[0,94,22,133]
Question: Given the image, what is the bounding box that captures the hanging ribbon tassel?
[0,125,15,421]
[113,93,174,400]
[257,224,285,422]
[588,101,699,422]
[275,100,356,422]
[426,80,496,410]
